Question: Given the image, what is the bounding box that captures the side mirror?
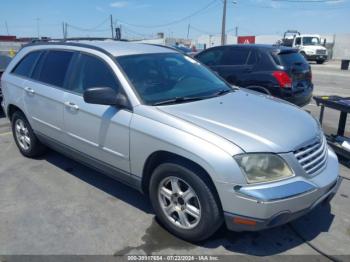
[83,87,129,108]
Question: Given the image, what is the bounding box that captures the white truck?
[281,30,328,64]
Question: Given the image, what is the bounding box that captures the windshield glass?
[302,37,320,46]
[117,53,232,105]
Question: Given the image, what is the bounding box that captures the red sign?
[237,36,255,44]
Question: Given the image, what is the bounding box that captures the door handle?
[24,87,35,95]
[64,101,79,111]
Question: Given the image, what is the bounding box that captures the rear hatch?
[273,49,312,93]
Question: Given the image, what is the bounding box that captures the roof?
[226,44,294,50]
[201,44,297,52]
[299,34,320,37]
[26,40,177,57]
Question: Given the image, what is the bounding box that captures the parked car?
[1,41,340,241]
[0,54,12,104]
[195,44,313,107]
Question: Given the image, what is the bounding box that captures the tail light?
[273,71,292,88]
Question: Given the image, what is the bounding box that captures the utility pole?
[36,18,40,39]
[221,0,227,45]
[235,26,238,37]
[5,21,9,35]
[110,14,114,39]
[62,22,65,39]
[65,23,68,39]
[187,24,190,39]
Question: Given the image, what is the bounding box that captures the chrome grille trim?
[294,136,328,176]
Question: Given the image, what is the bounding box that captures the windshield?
[117,53,232,105]
[302,37,320,46]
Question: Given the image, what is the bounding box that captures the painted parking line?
[0,131,11,136]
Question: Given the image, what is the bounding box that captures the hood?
[157,90,320,153]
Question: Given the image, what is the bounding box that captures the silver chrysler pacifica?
[0,41,341,241]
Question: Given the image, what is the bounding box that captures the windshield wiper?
[153,96,206,106]
[213,89,233,96]
[152,88,235,106]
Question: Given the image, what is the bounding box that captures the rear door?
[25,50,74,141]
[63,52,131,172]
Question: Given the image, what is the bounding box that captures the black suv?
[195,44,313,106]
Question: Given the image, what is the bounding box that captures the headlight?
[234,154,294,184]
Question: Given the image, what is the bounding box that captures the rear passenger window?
[12,51,42,78]
[37,50,73,87]
[222,48,250,65]
[69,54,119,94]
[247,51,258,65]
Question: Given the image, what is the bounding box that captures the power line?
[189,25,219,35]
[116,0,218,28]
[67,17,109,32]
[272,0,344,2]
[237,1,349,10]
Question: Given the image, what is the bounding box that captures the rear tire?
[11,111,46,157]
[149,163,223,242]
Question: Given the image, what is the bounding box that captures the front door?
[63,53,131,172]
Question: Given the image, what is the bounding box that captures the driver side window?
[295,37,301,45]
[70,53,119,94]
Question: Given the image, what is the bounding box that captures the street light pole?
[221,0,227,45]
[110,14,114,39]
[36,18,40,39]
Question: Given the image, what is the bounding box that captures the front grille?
[316,49,326,55]
[294,136,328,176]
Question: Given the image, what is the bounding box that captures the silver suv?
[0,41,341,241]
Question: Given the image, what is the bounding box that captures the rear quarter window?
[11,51,42,78]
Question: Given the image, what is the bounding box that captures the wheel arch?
[141,150,222,210]
[7,104,25,120]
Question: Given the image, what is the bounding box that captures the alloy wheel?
[158,176,202,229]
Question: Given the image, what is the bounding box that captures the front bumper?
[305,54,328,61]
[217,148,340,231]
[224,176,341,231]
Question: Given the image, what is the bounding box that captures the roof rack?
[30,37,129,43]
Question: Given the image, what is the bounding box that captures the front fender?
[129,112,246,185]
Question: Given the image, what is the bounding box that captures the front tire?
[149,163,223,242]
[316,60,325,64]
[11,111,46,157]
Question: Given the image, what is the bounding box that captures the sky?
[0,0,349,39]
